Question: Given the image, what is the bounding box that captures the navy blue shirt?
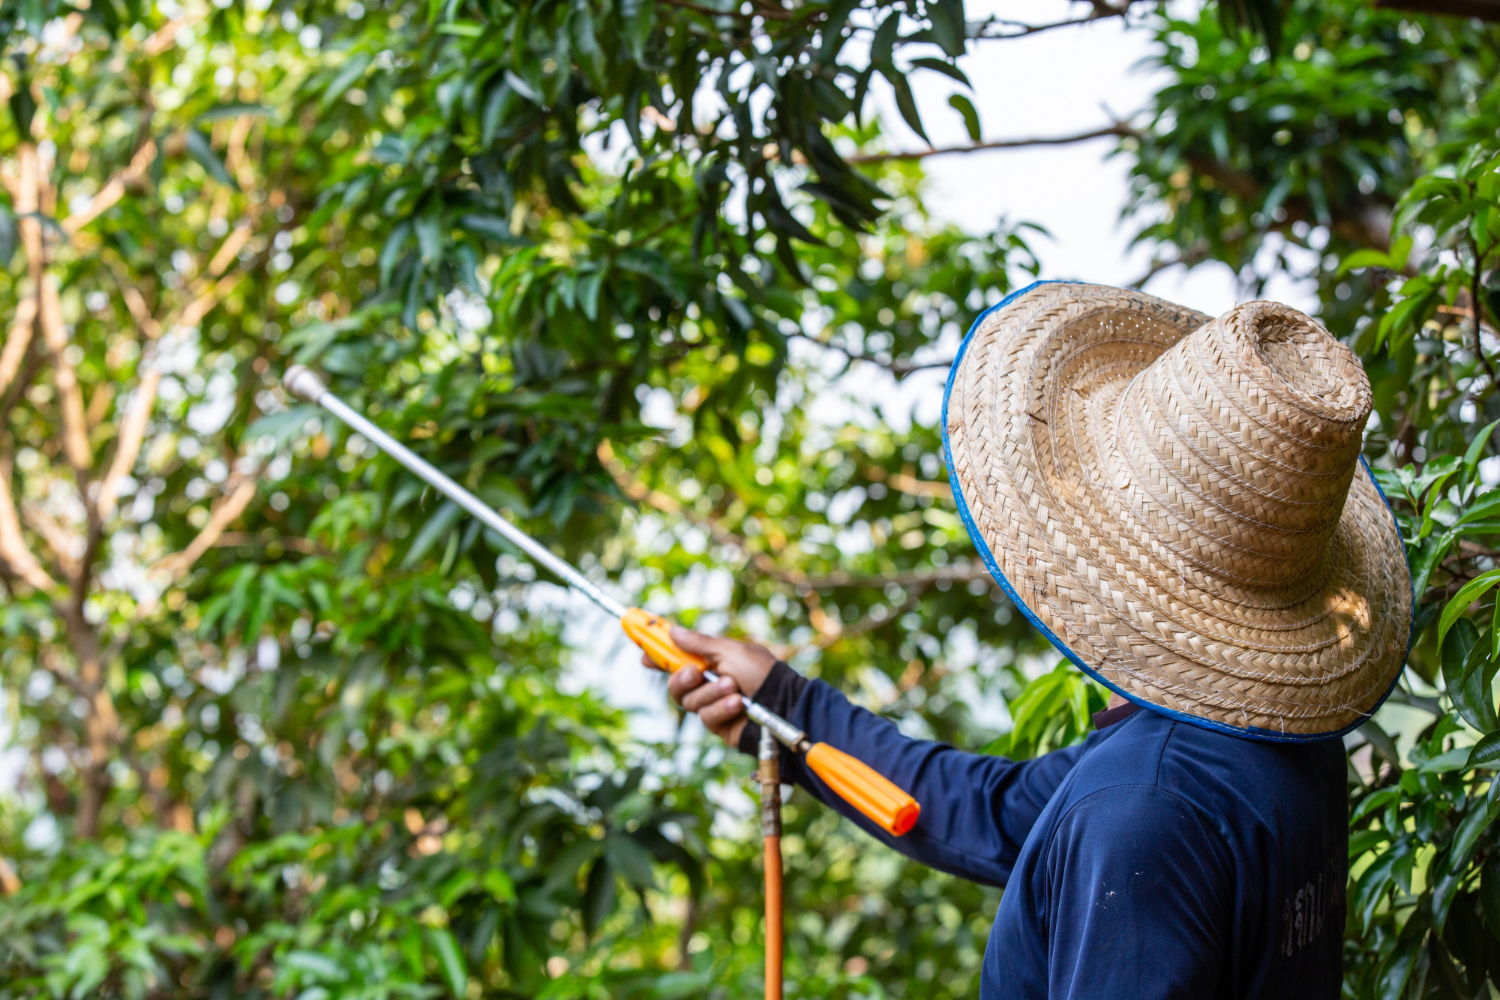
[745,667,1348,998]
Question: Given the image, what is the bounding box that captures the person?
[648,283,1412,999]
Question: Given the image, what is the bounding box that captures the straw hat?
[943,282,1411,740]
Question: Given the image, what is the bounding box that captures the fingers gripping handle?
[805,743,921,836]
[622,608,705,674]
[620,607,921,837]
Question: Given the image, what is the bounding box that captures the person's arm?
[657,627,1083,887]
[1025,786,1233,998]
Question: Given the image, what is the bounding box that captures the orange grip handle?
[621,608,706,674]
[805,742,920,836]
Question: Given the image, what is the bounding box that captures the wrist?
[736,661,808,756]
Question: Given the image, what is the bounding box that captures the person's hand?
[647,625,777,747]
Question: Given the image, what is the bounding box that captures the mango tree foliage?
[0,1,1057,998]
[5,0,1495,997]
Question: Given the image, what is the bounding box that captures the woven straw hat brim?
[942,282,1412,740]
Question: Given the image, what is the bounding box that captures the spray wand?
[284,365,918,839]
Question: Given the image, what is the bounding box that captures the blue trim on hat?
[939,281,1414,744]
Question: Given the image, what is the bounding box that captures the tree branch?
[213,531,326,555]
[151,477,258,584]
[1371,0,1500,19]
[1128,241,1212,289]
[967,2,1137,41]
[61,138,158,236]
[790,331,953,378]
[0,452,57,593]
[39,278,93,475]
[95,366,160,520]
[847,124,1139,164]
[21,502,82,580]
[0,296,37,399]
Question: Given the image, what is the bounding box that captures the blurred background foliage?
[0,0,1497,997]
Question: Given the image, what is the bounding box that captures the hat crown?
[1111,301,1372,589]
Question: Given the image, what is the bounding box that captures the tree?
[3,0,1500,998]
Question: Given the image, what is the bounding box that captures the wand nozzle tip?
[283,365,327,402]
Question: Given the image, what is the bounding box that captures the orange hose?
[764,834,782,1000]
[759,731,783,1000]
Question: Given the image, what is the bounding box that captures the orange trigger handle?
[622,608,706,674]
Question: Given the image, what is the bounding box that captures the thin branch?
[864,466,952,501]
[0,296,37,399]
[967,2,1135,41]
[39,647,87,699]
[213,531,326,555]
[598,441,972,594]
[21,502,82,580]
[38,279,93,474]
[599,440,789,579]
[61,139,159,236]
[142,16,191,55]
[0,452,56,593]
[1371,0,1500,20]
[172,270,245,330]
[205,225,253,279]
[20,141,90,476]
[1128,241,1211,290]
[847,124,1138,164]
[659,0,797,20]
[790,331,953,378]
[95,367,160,520]
[800,562,987,591]
[151,477,258,584]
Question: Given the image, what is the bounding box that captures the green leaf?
[416,199,445,263]
[194,103,268,123]
[504,69,543,106]
[926,0,966,57]
[1482,855,1500,940]
[1444,619,1498,732]
[482,868,516,903]
[284,950,349,982]
[948,93,981,142]
[1466,421,1500,485]
[402,499,464,568]
[1439,569,1500,646]
[870,11,899,73]
[1468,731,1500,770]
[1457,490,1500,528]
[380,220,412,285]
[570,1,606,88]
[320,52,372,111]
[183,128,236,189]
[621,0,655,63]
[910,57,969,87]
[605,833,657,888]
[425,926,468,997]
[577,267,606,321]
[815,0,860,64]
[887,72,928,143]
[582,857,616,936]
[458,213,523,245]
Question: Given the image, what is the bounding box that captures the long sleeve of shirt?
[741,665,1083,887]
